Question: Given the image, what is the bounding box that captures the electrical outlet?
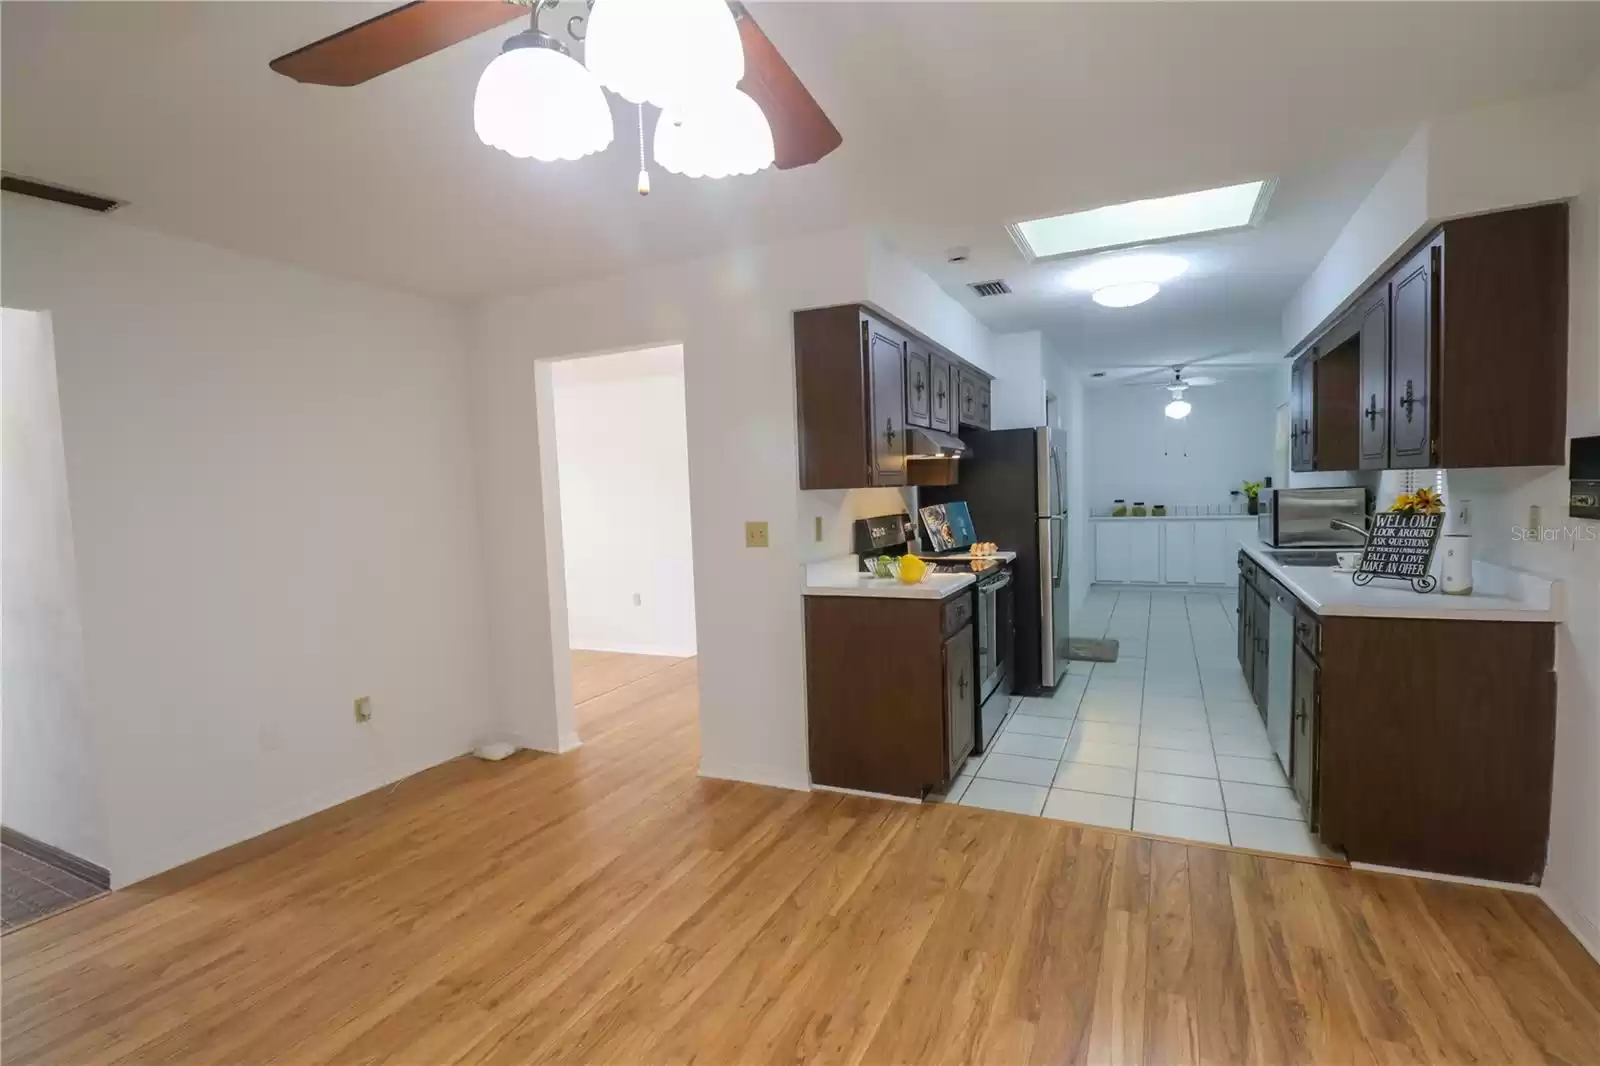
[354,696,372,724]
[632,592,642,606]
[814,516,823,543]
[744,521,769,548]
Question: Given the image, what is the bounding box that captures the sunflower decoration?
[1391,487,1444,515]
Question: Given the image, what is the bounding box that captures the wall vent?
[969,280,1012,297]
[2,174,124,213]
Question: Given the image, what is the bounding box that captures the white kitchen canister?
[1440,533,1474,595]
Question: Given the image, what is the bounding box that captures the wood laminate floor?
[3,653,1598,1065]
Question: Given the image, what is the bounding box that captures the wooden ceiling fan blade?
[270,1,527,87]
[731,3,841,170]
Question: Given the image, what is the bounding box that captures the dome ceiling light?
[1067,253,1188,309]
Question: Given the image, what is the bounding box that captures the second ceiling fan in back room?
[270,0,842,192]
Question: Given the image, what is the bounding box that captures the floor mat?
[1067,637,1119,663]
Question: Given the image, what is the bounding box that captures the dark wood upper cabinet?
[794,304,990,489]
[1293,202,1568,473]
[1357,290,1391,469]
[866,322,907,483]
[929,351,953,432]
[1314,336,1361,473]
[905,341,932,429]
[1388,239,1436,468]
[1430,204,1568,468]
[958,369,978,427]
[1289,355,1311,472]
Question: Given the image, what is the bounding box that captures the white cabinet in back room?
[1191,521,1236,584]
[1091,517,1258,587]
[1127,522,1161,583]
[1095,521,1130,582]
[1162,522,1194,584]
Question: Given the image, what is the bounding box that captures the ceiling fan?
[269,0,841,175]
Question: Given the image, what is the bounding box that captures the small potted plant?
[1391,487,1444,515]
[1242,480,1264,515]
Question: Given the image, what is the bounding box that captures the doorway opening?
[2,308,112,929]
[543,345,698,743]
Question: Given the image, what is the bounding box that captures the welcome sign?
[1353,512,1444,593]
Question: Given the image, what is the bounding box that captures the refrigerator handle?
[1052,516,1064,588]
[1050,448,1063,515]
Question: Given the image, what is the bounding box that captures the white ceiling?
[5,2,1599,372]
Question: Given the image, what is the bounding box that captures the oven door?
[976,571,1012,705]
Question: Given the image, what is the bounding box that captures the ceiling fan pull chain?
[636,104,651,196]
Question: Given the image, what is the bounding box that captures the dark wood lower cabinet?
[805,592,975,797]
[1291,641,1319,827]
[943,624,975,781]
[1315,615,1556,883]
[1237,551,1557,882]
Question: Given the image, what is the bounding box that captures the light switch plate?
[353,696,372,723]
[745,521,770,548]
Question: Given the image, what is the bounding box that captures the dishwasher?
[1266,581,1296,776]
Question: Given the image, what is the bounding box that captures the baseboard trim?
[1350,861,1540,894]
[810,783,921,804]
[571,642,697,659]
[1541,882,1600,965]
[1,825,110,889]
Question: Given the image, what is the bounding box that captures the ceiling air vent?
[969,280,1012,297]
[2,173,124,214]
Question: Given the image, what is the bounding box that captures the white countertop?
[1239,539,1562,623]
[802,556,975,600]
[1092,514,1258,522]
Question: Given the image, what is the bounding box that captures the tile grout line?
[1187,590,1234,844]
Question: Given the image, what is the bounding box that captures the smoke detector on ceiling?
[969,280,1012,297]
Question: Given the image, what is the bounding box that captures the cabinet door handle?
[885,419,897,448]
[913,373,925,401]
[937,381,947,404]
[1399,379,1418,422]
[1365,394,1379,430]
[957,672,968,699]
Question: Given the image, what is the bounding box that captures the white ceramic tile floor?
[977,752,1059,787]
[1043,788,1134,829]
[956,587,1328,860]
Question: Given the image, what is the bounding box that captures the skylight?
[1009,179,1272,262]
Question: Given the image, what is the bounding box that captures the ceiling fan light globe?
[654,90,774,178]
[586,0,744,111]
[1092,281,1161,307]
[1164,398,1193,420]
[474,48,614,161]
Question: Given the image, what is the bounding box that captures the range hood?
[905,426,968,459]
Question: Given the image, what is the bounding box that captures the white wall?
[1,308,109,867]
[1284,86,1589,349]
[1083,374,1279,514]
[2,199,494,886]
[471,229,990,790]
[549,346,697,659]
[988,332,1046,430]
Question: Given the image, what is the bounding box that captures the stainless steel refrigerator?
[920,427,1070,694]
